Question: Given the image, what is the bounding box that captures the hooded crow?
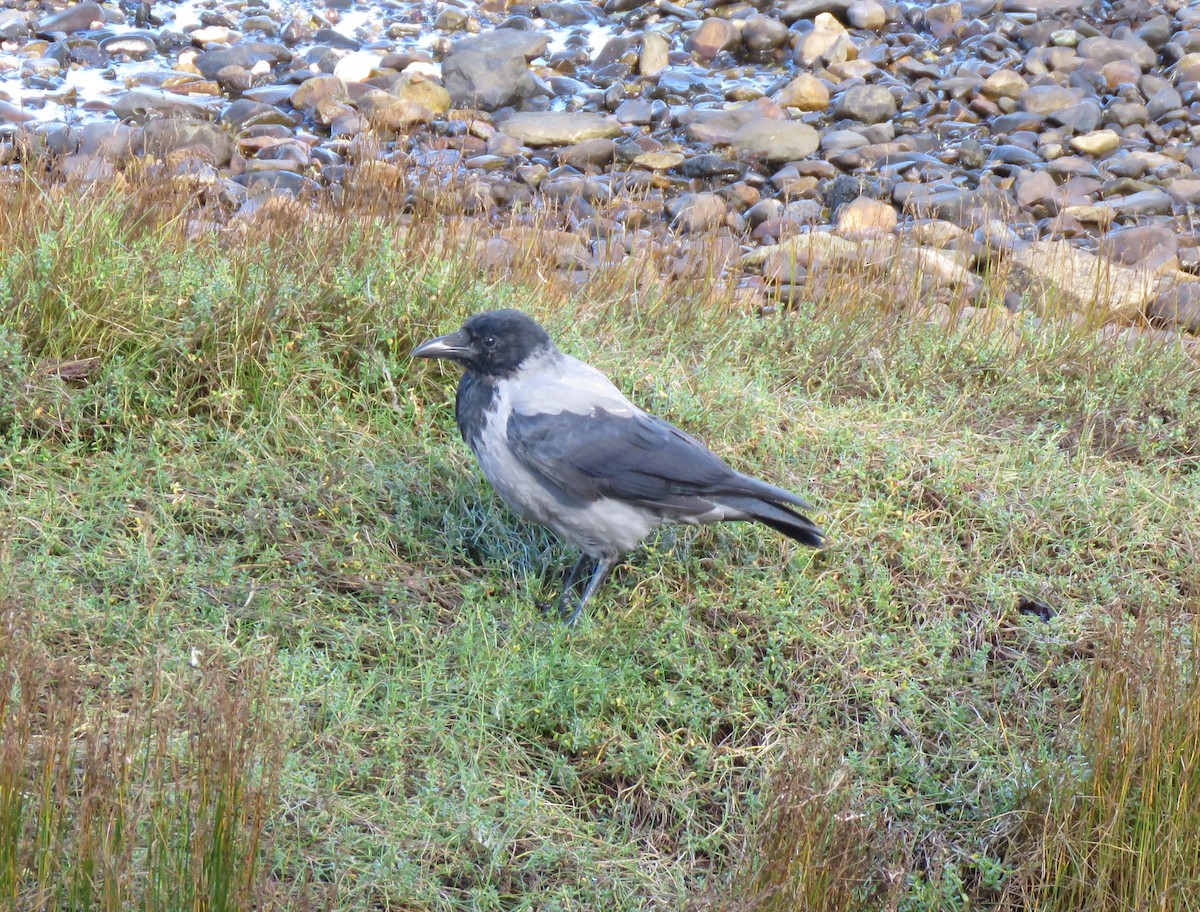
[412,309,824,625]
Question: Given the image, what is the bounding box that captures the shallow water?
[0,0,635,126]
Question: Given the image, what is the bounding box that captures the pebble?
[730,120,820,162]
[1149,284,1200,333]
[1070,129,1121,156]
[772,73,830,111]
[835,85,897,124]
[835,196,897,238]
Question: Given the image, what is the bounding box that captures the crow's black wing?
[507,407,800,507]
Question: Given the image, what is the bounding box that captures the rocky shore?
[2,0,1200,337]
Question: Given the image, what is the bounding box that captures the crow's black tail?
[721,496,825,549]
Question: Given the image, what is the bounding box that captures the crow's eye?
[481,336,497,351]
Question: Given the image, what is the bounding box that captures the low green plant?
[0,172,1197,910]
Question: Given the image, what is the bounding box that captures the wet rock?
[982,69,1027,100]
[1104,224,1178,271]
[1146,86,1184,122]
[1050,101,1102,133]
[220,99,298,130]
[1019,85,1084,116]
[499,112,622,145]
[292,75,351,125]
[453,28,548,60]
[332,53,376,83]
[375,72,452,115]
[990,144,1042,168]
[113,90,221,122]
[779,0,854,24]
[193,25,242,47]
[1076,36,1156,70]
[1167,179,1200,206]
[243,15,277,34]
[1136,14,1173,50]
[1015,168,1058,209]
[442,51,543,110]
[522,174,592,208]
[823,173,866,211]
[632,150,685,170]
[746,198,784,226]
[835,84,895,123]
[23,58,63,79]
[1148,283,1200,333]
[1108,189,1173,219]
[540,2,596,26]
[142,119,234,166]
[0,101,36,124]
[686,106,762,144]
[1009,240,1158,319]
[0,9,29,40]
[358,91,437,131]
[679,153,745,180]
[614,98,655,124]
[730,119,819,161]
[922,2,962,35]
[795,17,856,67]
[772,73,830,110]
[99,33,157,60]
[742,15,791,52]
[835,196,896,237]
[194,43,291,80]
[640,30,670,76]
[846,0,886,30]
[670,192,728,232]
[820,129,868,153]
[1070,129,1120,156]
[434,7,471,30]
[36,2,106,34]
[688,18,740,60]
[557,138,616,168]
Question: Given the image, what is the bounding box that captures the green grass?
[1,177,1198,910]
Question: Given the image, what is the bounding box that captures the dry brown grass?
[1003,610,1200,912]
[0,602,281,911]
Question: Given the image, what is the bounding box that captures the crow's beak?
[412,329,474,361]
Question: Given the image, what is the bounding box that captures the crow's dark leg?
[546,554,591,617]
[562,556,616,627]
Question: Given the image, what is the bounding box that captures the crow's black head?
[412,309,554,378]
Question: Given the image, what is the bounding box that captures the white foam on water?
[330,8,383,39]
[544,20,618,59]
[0,68,112,123]
[332,48,381,81]
[0,0,684,128]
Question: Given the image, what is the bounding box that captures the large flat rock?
[730,119,819,162]
[498,112,622,146]
[1008,240,1158,320]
